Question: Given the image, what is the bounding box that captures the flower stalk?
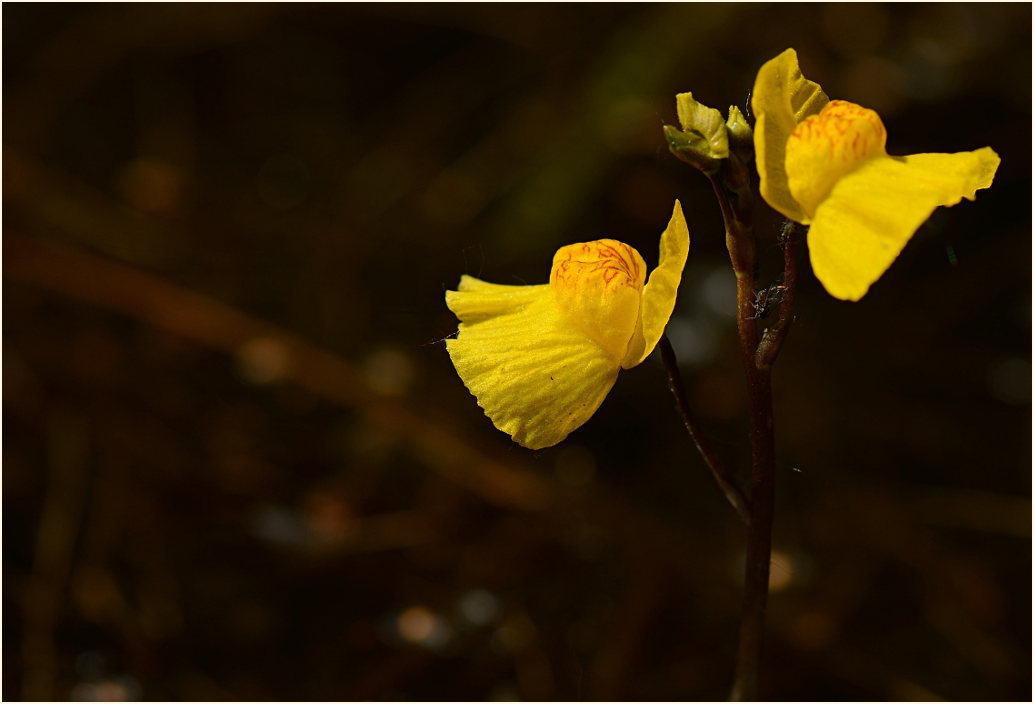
[658,335,750,524]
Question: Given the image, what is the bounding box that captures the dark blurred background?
[3,3,1031,701]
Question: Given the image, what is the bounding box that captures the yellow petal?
[622,200,691,368]
[785,100,887,220]
[447,274,548,318]
[752,48,830,222]
[550,239,646,362]
[446,279,620,449]
[808,147,1000,301]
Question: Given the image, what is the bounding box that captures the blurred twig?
[5,232,553,512]
[911,488,1030,538]
[21,412,91,700]
[3,230,738,564]
[7,229,734,701]
[4,225,732,547]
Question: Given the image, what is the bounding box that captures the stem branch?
[756,223,800,370]
[658,335,751,524]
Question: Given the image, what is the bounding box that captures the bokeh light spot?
[457,588,499,626]
[768,549,794,592]
[363,348,415,397]
[398,605,436,642]
[986,357,1031,405]
[235,337,292,385]
[120,158,182,214]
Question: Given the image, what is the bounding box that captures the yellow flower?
[752,48,1000,301]
[446,201,690,449]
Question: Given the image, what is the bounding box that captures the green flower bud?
[666,92,728,174]
[726,105,754,165]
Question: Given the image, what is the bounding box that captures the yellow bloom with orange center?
[446,201,689,449]
[753,49,1000,301]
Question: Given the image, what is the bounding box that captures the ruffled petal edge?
[446,279,620,449]
[752,48,829,223]
[808,147,1000,300]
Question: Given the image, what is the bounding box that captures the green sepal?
[666,92,729,174]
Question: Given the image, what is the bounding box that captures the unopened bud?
[726,105,754,165]
[666,92,729,174]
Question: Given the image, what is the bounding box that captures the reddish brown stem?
[706,164,791,702]
[729,361,776,702]
[658,335,751,524]
[756,224,800,370]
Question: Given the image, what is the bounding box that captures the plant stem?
[756,223,800,370]
[658,335,751,524]
[729,362,775,702]
[705,162,792,701]
[731,223,798,701]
